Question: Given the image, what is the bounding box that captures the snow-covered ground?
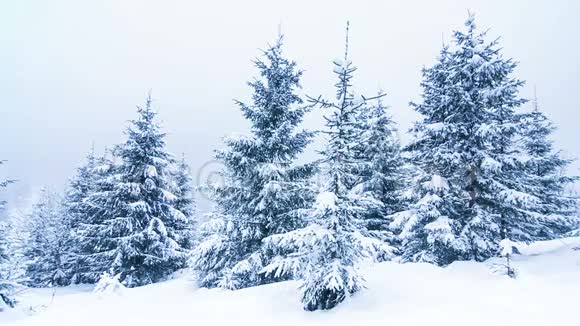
[2,237,579,326]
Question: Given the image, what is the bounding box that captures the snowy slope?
[2,237,579,326]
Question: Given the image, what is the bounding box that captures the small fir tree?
[23,189,72,287]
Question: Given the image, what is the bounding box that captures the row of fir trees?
[1,15,578,311]
[1,96,197,309]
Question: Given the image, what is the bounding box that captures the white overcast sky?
[1,0,579,211]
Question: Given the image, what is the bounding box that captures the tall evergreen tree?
[191,35,316,290]
[263,24,393,311]
[520,93,579,237]
[23,189,72,287]
[78,95,195,287]
[454,16,539,259]
[395,15,548,264]
[391,44,468,265]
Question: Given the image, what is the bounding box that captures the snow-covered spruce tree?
[73,150,115,283]
[78,95,195,287]
[355,97,407,250]
[61,147,99,284]
[23,188,72,287]
[167,155,197,251]
[64,148,97,230]
[191,35,315,290]
[263,24,394,311]
[395,15,544,264]
[519,94,579,237]
[390,44,469,265]
[452,17,542,258]
[0,164,23,308]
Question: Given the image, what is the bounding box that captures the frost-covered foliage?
[1,166,25,308]
[23,189,73,288]
[263,27,394,311]
[0,161,15,212]
[394,15,560,265]
[61,148,101,284]
[168,155,198,248]
[355,97,407,249]
[0,222,25,309]
[519,96,579,237]
[66,150,115,283]
[191,36,316,290]
[499,239,518,278]
[93,272,125,298]
[391,172,465,265]
[64,149,98,228]
[264,192,391,311]
[391,40,471,265]
[489,239,519,278]
[77,95,196,287]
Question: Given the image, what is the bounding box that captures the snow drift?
[2,237,579,326]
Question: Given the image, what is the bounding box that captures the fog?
[1,0,578,212]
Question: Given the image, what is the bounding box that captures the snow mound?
[93,273,125,298]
